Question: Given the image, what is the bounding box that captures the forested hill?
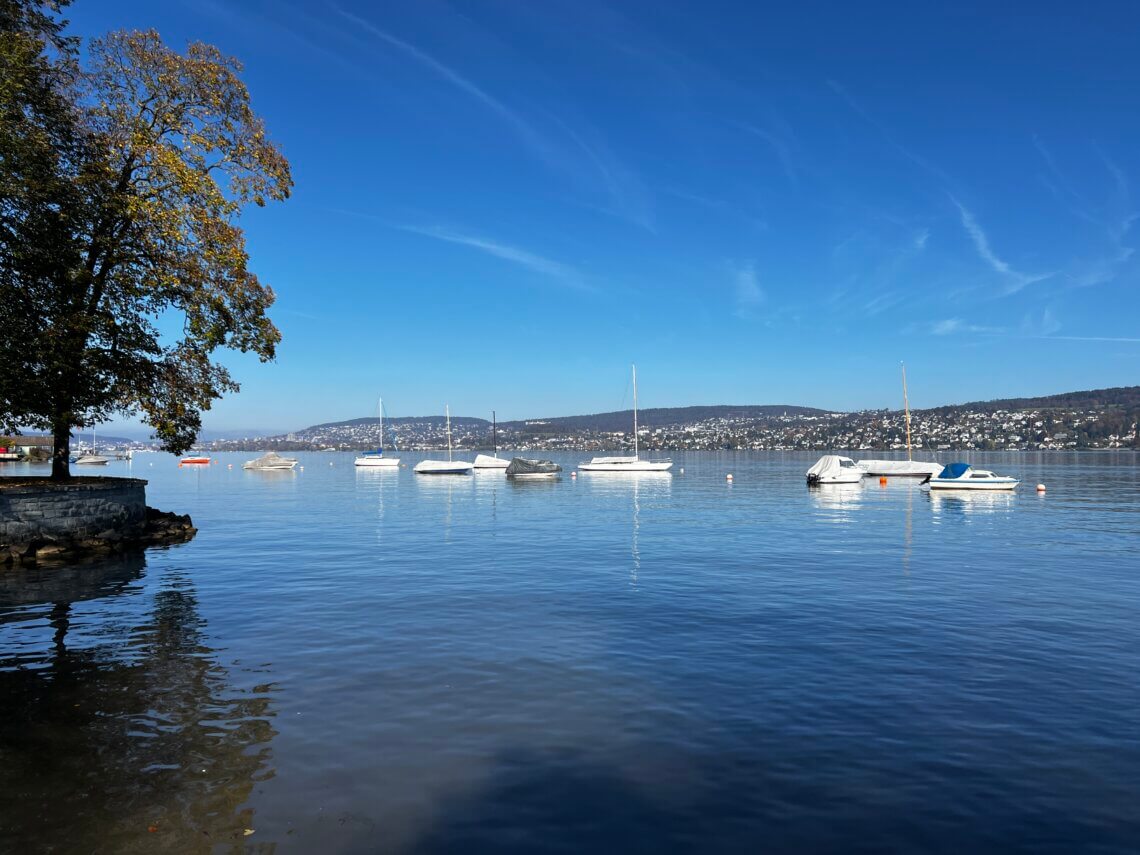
[925,386,1140,415]
[500,405,828,433]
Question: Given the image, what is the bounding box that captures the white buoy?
[227,464,233,469]
[571,471,577,479]
[726,473,733,481]
[1036,483,1046,492]
[299,466,304,471]
[680,468,684,474]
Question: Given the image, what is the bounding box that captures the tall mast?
[446,404,453,462]
[632,364,639,459]
[378,396,384,451]
[492,410,497,456]
[901,362,912,461]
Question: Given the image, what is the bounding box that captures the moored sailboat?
[355,397,400,468]
[579,365,672,472]
[473,410,509,469]
[857,362,941,477]
[414,405,474,474]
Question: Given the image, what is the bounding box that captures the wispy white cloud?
[914,228,930,251]
[950,197,1054,294]
[736,121,798,189]
[731,261,765,317]
[930,318,1004,336]
[337,7,652,229]
[397,225,593,291]
[827,80,953,186]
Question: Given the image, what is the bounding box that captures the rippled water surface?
[2,451,1138,852]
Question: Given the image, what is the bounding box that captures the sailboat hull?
[579,458,673,472]
[473,454,509,469]
[354,456,400,467]
[414,459,473,474]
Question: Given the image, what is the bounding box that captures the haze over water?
[2,451,1138,852]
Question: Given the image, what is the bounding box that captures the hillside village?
[205,398,1139,453]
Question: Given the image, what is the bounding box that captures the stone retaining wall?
[1,478,156,562]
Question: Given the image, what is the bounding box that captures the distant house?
[0,435,55,455]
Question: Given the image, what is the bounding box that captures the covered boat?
[806,455,864,485]
[505,457,562,479]
[473,453,509,469]
[856,459,943,477]
[243,451,298,471]
[579,455,673,472]
[925,462,1018,490]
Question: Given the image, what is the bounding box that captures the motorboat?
[924,462,1019,490]
[579,365,672,473]
[414,405,474,475]
[354,396,400,468]
[74,427,109,465]
[473,411,510,469]
[180,456,210,465]
[856,459,942,477]
[806,455,864,485]
[74,454,109,465]
[505,457,562,479]
[242,451,298,470]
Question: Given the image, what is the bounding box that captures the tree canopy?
[1,1,291,477]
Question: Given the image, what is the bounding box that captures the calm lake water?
[2,451,1138,852]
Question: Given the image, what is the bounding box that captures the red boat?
[180,456,211,465]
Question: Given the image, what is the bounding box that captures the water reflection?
[0,553,277,852]
[577,472,672,587]
[807,482,865,521]
[928,490,1017,518]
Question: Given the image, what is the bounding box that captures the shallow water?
[2,451,1138,852]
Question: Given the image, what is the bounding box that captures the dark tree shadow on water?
[0,553,279,854]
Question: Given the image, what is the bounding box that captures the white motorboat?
[579,365,672,472]
[473,411,509,469]
[74,454,109,465]
[74,426,109,465]
[925,462,1019,490]
[243,451,297,470]
[806,455,864,485]
[354,396,400,468]
[414,405,473,475]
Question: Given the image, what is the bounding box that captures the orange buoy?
[879,476,888,486]
[1036,483,1046,492]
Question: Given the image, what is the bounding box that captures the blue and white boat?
[355,396,400,468]
[925,462,1018,490]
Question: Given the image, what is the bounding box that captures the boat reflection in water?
[807,481,865,522]
[0,553,278,852]
[578,471,672,587]
[928,489,1016,517]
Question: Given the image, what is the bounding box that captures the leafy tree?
[1,5,291,479]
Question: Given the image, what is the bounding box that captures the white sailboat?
[579,365,673,472]
[857,363,942,477]
[473,410,509,469]
[74,426,109,465]
[414,405,474,474]
[354,397,400,468]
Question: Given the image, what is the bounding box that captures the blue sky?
[69,1,1140,436]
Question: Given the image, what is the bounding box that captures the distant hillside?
[502,405,828,434]
[300,415,491,433]
[925,386,1140,415]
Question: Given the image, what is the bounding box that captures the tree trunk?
[51,418,71,481]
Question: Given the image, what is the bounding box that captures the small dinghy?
[806,455,864,485]
[924,462,1018,490]
[243,451,298,471]
[505,457,562,479]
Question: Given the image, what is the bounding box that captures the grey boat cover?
[506,457,562,476]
